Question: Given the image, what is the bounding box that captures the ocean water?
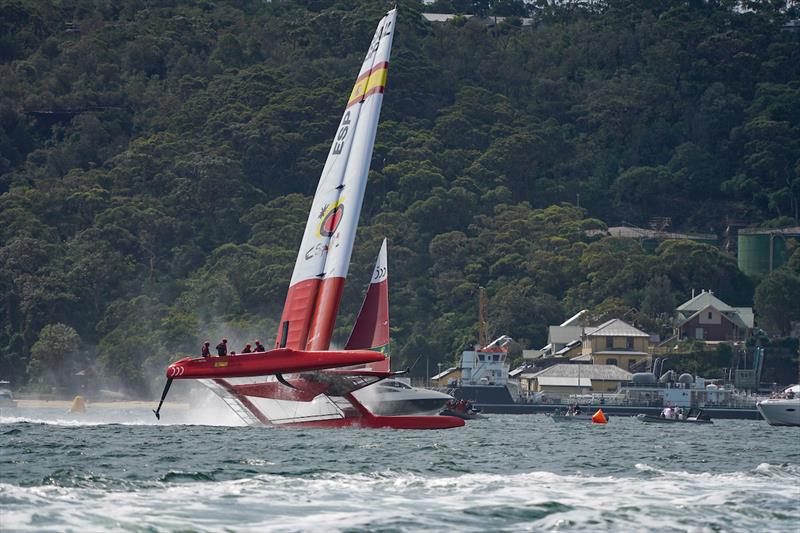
[1,404,798,532]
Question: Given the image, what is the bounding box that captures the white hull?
[354,380,452,416]
[757,398,800,427]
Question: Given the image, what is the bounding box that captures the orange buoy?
[591,408,607,424]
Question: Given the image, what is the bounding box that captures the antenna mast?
[478,286,487,349]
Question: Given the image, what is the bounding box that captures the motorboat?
[440,400,486,420]
[549,407,595,422]
[757,385,800,427]
[637,408,713,424]
[0,381,17,409]
[355,379,453,416]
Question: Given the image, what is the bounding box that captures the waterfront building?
[673,290,753,342]
[519,364,633,399]
[573,319,651,371]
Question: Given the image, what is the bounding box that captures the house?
[674,290,753,342]
[519,364,633,398]
[431,367,459,388]
[538,309,589,358]
[575,319,651,371]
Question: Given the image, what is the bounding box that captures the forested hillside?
[1,0,799,395]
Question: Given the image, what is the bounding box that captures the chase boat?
[757,385,800,427]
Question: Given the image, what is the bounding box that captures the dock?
[476,403,763,420]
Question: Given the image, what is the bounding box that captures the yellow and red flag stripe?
[347,61,389,108]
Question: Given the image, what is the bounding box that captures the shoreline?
[6,400,189,410]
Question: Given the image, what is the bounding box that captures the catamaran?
[153,9,463,430]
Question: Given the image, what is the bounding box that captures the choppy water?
[1,404,799,532]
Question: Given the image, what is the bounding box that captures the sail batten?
[276,10,397,350]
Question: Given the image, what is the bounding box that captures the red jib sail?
[345,238,390,372]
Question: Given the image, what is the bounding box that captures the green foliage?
[27,323,80,390]
[0,0,797,390]
[754,268,800,336]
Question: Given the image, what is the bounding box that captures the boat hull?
[448,385,516,404]
[197,376,464,430]
[360,396,451,416]
[636,414,713,424]
[440,408,486,420]
[166,349,384,379]
[282,414,464,429]
[757,399,800,426]
[354,381,452,416]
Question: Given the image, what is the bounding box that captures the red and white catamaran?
[154,9,463,430]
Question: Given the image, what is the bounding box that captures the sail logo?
[318,200,344,237]
[372,265,387,283]
[332,111,351,155]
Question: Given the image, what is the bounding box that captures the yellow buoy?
[591,408,607,424]
[68,395,86,413]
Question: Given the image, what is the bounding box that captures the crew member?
[201,342,211,357]
[254,340,265,352]
[242,344,252,354]
[216,339,228,356]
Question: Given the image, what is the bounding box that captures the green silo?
[738,229,799,276]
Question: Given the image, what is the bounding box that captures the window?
[493,354,500,361]
[708,311,713,319]
[478,354,484,361]
[626,337,634,349]
[605,337,613,349]
[606,359,617,366]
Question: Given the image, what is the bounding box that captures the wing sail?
[276,9,397,351]
[345,238,390,371]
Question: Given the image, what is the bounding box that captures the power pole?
[478,286,487,349]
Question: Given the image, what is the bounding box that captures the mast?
[275,9,397,351]
[478,286,487,349]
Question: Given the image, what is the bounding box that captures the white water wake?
[1,466,798,532]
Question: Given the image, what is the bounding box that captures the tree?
[754,269,800,336]
[27,324,80,390]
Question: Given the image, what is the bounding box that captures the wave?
[635,461,800,480]
[1,467,798,532]
[0,412,244,427]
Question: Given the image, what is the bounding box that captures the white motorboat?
[757,385,800,427]
[0,381,17,409]
[355,379,453,416]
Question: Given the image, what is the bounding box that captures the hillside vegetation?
[1,0,799,395]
